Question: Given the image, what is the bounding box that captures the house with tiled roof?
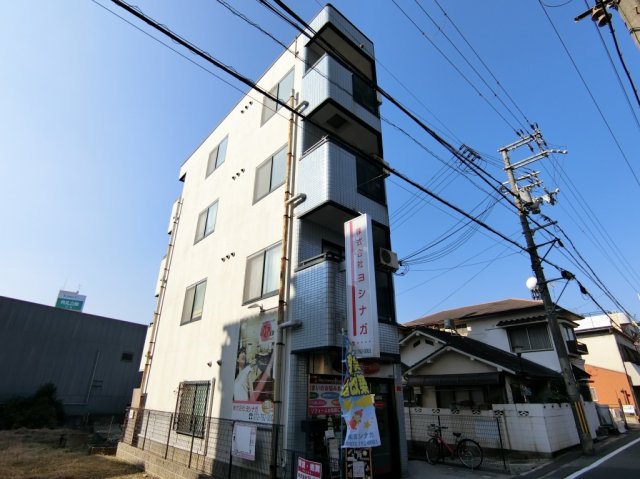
[403,298,591,401]
[400,299,600,457]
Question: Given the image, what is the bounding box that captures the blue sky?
[1,0,638,325]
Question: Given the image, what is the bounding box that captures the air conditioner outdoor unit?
[378,248,399,271]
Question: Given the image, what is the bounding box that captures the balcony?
[289,255,399,355]
[296,139,389,228]
[301,54,381,157]
[566,340,589,356]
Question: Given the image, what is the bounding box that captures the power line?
[584,1,640,130]
[538,0,640,189]
[391,0,521,133]
[106,0,527,256]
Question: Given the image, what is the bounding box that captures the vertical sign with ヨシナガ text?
[344,214,379,358]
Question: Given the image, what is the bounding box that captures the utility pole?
[617,0,640,49]
[575,0,640,50]
[499,130,595,456]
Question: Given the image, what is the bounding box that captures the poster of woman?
[232,316,276,423]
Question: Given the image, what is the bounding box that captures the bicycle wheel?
[457,439,483,469]
[425,438,442,464]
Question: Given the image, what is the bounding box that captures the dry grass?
[0,428,157,479]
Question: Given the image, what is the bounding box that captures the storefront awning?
[406,372,503,387]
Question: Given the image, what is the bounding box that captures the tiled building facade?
[134,5,407,478]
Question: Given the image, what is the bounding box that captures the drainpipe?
[270,89,297,479]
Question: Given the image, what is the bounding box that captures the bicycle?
[424,424,483,469]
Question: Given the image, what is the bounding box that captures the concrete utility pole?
[618,0,640,49]
[575,0,640,50]
[499,131,595,456]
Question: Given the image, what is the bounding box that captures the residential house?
[401,326,569,409]
[575,312,640,419]
[119,5,406,479]
[403,298,591,400]
[401,299,598,457]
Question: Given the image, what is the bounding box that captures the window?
[174,381,210,436]
[261,69,294,125]
[244,243,281,303]
[195,201,218,242]
[121,352,134,362]
[254,146,286,203]
[508,323,552,352]
[356,156,386,204]
[589,387,598,401]
[181,280,207,325]
[352,73,378,114]
[375,270,395,323]
[206,137,228,176]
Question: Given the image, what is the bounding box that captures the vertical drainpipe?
[271,82,297,479]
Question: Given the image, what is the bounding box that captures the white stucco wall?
[145,47,304,417]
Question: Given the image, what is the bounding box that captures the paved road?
[563,437,640,479]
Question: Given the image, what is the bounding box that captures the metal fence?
[405,409,508,471]
[122,408,282,478]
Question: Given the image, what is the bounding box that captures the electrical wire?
[391,0,520,133]
[431,0,535,130]
[104,0,527,256]
[538,0,640,190]
[412,0,531,132]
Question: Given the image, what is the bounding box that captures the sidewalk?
[406,425,640,479]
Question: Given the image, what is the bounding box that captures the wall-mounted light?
[248,303,265,314]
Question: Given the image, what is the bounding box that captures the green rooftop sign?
[55,290,86,312]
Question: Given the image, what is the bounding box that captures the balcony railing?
[566,340,589,355]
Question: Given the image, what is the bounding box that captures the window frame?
[173,381,210,437]
[253,146,287,204]
[243,242,282,304]
[206,136,228,177]
[507,323,553,352]
[356,156,387,205]
[352,72,378,115]
[181,279,207,326]
[261,69,294,125]
[194,200,219,243]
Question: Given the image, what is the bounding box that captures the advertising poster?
[340,345,381,448]
[232,316,276,423]
[345,448,372,479]
[344,214,380,358]
[308,375,342,416]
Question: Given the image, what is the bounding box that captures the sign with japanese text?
[308,375,342,416]
[232,317,276,423]
[55,290,86,312]
[340,344,381,448]
[344,214,379,358]
[296,457,322,479]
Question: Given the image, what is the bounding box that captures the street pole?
[617,0,640,50]
[500,133,595,455]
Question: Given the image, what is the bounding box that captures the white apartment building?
[127,5,407,478]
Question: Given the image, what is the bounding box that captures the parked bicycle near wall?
[425,424,483,469]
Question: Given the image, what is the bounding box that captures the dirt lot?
[0,428,157,479]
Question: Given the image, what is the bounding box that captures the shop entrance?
[369,379,398,478]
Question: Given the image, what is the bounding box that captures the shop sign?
[308,375,341,416]
[344,214,379,358]
[296,457,322,479]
